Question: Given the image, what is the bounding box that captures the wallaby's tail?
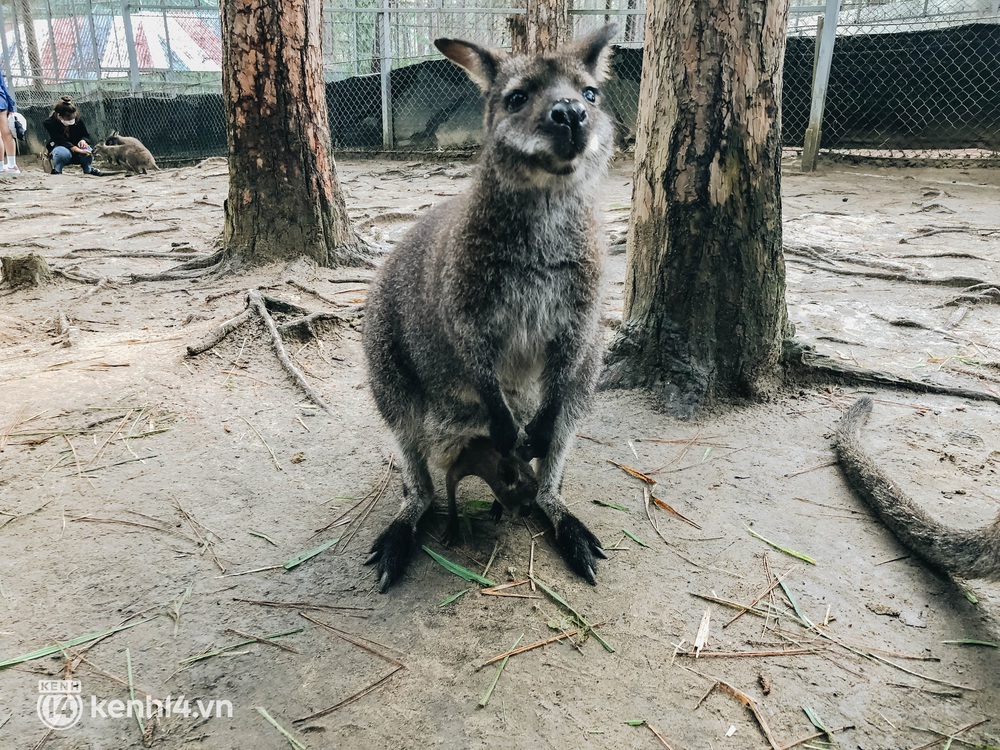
[835,396,1000,580]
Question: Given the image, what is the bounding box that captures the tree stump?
[1,254,53,287]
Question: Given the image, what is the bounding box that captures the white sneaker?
[6,165,21,175]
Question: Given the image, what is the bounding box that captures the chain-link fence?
[1,0,997,163]
[786,0,1000,160]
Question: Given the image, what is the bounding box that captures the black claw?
[367,519,417,592]
[594,546,608,560]
[442,514,460,546]
[490,500,505,523]
[555,513,603,585]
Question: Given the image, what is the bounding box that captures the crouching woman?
[43,96,102,176]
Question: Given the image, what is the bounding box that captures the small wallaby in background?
[94,131,158,174]
[363,24,618,591]
[444,437,538,545]
[835,396,1000,580]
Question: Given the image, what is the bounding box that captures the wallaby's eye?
[504,90,529,113]
[582,87,598,104]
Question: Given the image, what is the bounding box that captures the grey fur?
[94,131,159,174]
[443,437,538,545]
[835,396,1000,580]
[363,24,618,591]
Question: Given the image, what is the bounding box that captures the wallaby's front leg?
[534,419,606,584]
[519,340,576,461]
[450,327,517,455]
[365,443,435,592]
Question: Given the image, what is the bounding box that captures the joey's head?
[435,25,618,189]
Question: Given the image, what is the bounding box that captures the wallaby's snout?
[547,99,590,159]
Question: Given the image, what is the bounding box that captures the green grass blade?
[249,530,279,546]
[283,537,340,570]
[942,639,998,648]
[802,704,830,735]
[531,576,614,653]
[479,634,523,708]
[0,618,155,670]
[624,719,645,726]
[126,648,146,737]
[255,707,306,750]
[747,527,816,565]
[439,589,470,607]
[180,628,303,665]
[622,529,650,548]
[593,499,629,512]
[422,546,496,586]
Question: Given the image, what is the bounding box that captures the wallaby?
[835,396,1000,580]
[443,437,539,545]
[363,24,618,591]
[95,131,158,173]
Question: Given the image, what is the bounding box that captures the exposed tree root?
[187,290,354,413]
[132,249,231,282]
[900,225,1000,243]
[784,243,913,273]
[835,396,1000,581]
[942,284,1000,307]
[52,268,107,285]
[785,255,995,290]
[783,339,1000,406]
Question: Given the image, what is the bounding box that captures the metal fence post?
[379,0,393,149]
[86,0,103,88]
[801,0,840,172]
[121,0,142,96]
[0,1,13,84]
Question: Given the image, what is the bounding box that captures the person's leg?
[78,151,96,174]
[50,146,73,174]
[0,109,13,172]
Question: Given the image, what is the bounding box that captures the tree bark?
[602,0,790,414]
[510,0,572,56]
[220,0,368,268]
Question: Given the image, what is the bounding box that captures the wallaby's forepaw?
[555,514,605,585]
[490,500,504,522]
[365,520,417,593]
[519,414,555,460]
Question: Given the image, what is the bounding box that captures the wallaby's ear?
[435,38,504,93]
[571,23,618,82]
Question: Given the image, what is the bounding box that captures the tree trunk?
[220,0,368,268]
[602,0,790,414]
[510,0,572,56]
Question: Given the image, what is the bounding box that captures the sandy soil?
[1,154,998,750]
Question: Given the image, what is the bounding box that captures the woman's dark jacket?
[42,116,94,153]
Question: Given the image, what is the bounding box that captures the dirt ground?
[1,153,998,750]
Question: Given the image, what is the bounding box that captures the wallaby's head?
[105,130,123,146]
[436,24,617,187]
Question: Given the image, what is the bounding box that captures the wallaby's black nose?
[549,100,588,128]
[548,100,589,159]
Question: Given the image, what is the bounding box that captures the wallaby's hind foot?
[555,514,606,585]
[365,519,418,592]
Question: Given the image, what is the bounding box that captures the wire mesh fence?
[1,0,997,163]
[787,0,1000,161]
